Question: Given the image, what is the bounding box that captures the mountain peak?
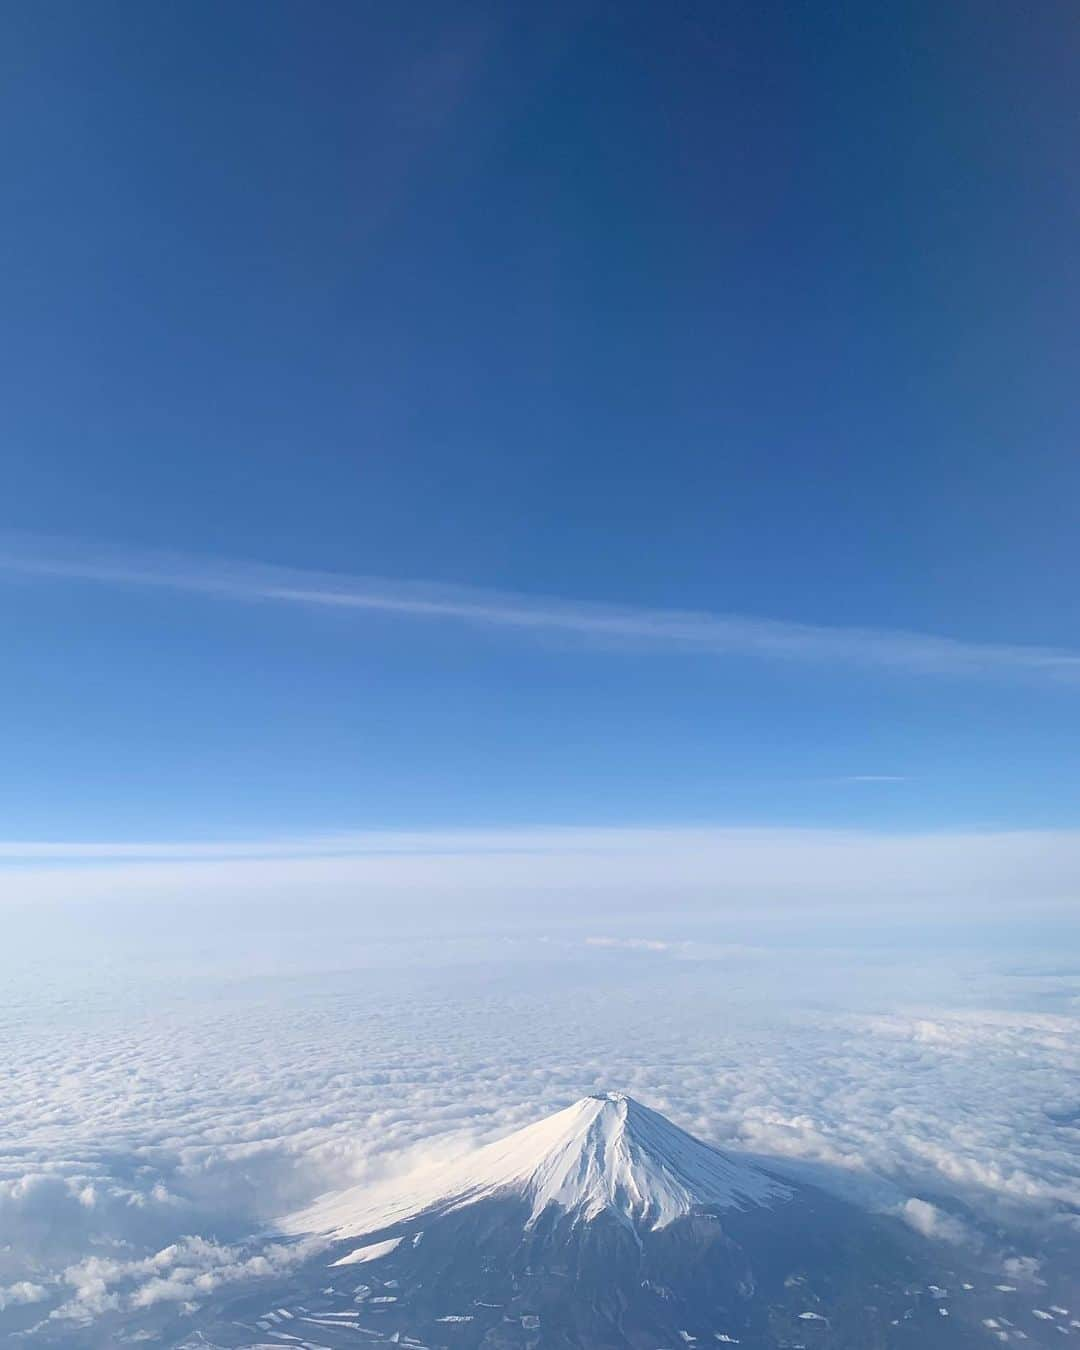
[287,1093,790,1241]
[516,1092,787,1229]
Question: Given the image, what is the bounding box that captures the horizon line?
[2,820,1080,864]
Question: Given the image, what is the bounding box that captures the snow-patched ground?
[329,1236,402,1266]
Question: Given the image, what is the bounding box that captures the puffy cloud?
[0,1281,47,1311]
[48,1236,322,1321]
[900,1197,972,1245]
[1001,1255,1044,1286]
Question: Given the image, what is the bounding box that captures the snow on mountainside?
[285,1090,791,1240]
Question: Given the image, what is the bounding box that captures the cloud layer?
[2,921,1078,1331]
[4,824,1080,921]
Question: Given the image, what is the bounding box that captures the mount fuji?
[37,1093,1074,1348]
[286,1091,791,1240]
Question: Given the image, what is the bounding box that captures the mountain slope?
[286,1091,791,1239]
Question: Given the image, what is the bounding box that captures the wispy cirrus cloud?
[1,531,1078,680]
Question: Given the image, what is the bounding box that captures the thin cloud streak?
[2,532,1079,679]
[830,775,910,784]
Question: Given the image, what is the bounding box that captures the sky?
[1,4,1080,1335]
[1,0,1078,878]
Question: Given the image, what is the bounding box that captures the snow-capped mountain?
[32,1093,1078,1349]
[286,1090,791,1240]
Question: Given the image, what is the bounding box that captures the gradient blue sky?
[2,0,1078,845]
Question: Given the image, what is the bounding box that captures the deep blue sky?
[1,0,1078,840]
